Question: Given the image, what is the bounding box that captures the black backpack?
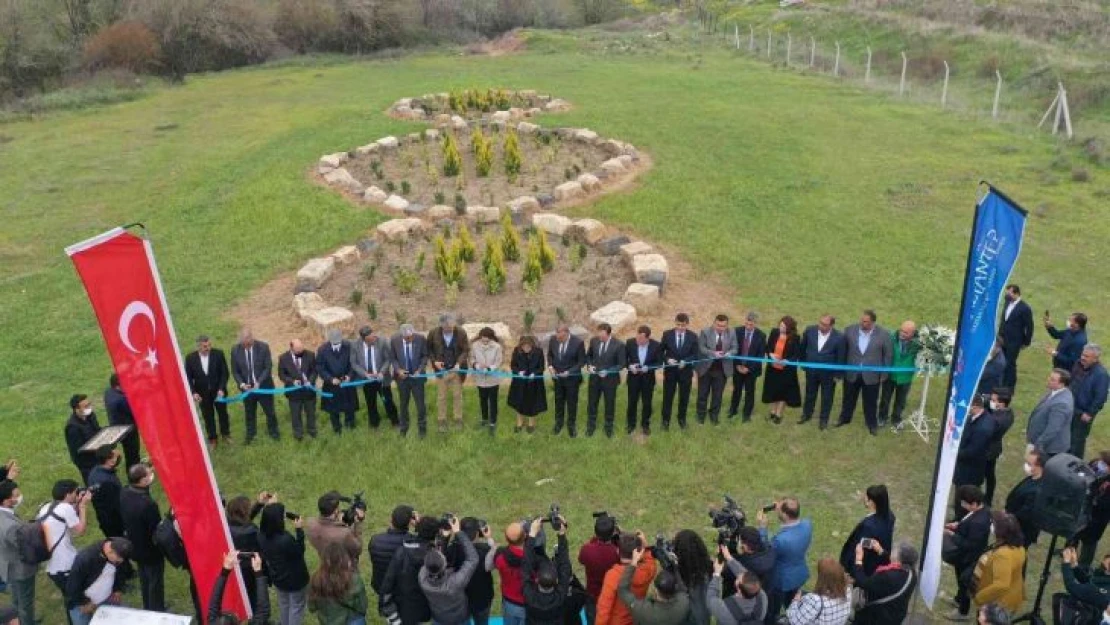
[154,514,187,569]
[16,502,66,566]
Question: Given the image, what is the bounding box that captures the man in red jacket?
[596,532,655,625]
[578,514,621,625]
[493,522,528,625]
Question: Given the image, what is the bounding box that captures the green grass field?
[1,26,1107,623]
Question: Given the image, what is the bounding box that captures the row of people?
[167,309,926,441]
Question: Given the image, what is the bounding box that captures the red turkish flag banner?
[67,228,249,621]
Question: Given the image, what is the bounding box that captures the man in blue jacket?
[757,497,812,625]
[1070,344,1110,458]
[1045,313,1088,372]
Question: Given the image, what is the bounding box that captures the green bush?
[482,238,507,295]
[522,238,544,290]
[443,132,462,177]
[503,129,523,180]
[536,229,555,272]
[500,213,522,262]
[457,223,477,262]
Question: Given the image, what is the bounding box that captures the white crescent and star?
[118,300,159,368]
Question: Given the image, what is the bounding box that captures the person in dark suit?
[1004,448,1044,547]
[184,335,232,445]
[350,325,398,430]
[547,324,586,437]
[696,314,738,425]
[954,397,996,493]
[120,463,164,611]
[391,324,429,438]
[586,323,626,438]
[839,485,895,580]
[729,312,767,422]
[977,340,1007,398]
[999,284,1034,389]
[317,329,359,434]
[762,316,802,424]
[230,329,279,444]
[836,310,893,436]
[104,373,140,470]
[984,389,1016,507]
[625,325,662,436]
[943,486,991,621]
[1045,312,1088,372]
[798,315,847,429]
[278,339,318,440]
[65,393,101,485]
[660,313,699,431]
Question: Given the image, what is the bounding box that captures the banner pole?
[918,197,983,573]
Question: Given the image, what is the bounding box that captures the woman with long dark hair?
[672,530,712,625]
[762,316,802,423]
[308,542,368,625]
[227,494,266,613]
[839,484,895,579]
[258,502,309,625]
[971,512,1026,616]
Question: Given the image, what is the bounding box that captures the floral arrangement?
[914,324,956,375]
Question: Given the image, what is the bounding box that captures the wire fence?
[695,15,1076,140]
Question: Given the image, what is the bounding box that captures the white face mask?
[330,342,342,349]
[989,523,995,537]
[81,408,93,417]
[12,494,23,508]
[1023,462,1033,476]
[989,401,1000,411]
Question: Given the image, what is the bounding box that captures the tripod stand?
[1012,534,1060,625]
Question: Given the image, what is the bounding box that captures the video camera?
[337,491,367,527]
[76,483,101,498]
[521,503,564,547]
[708,495,746,546]
[652,533,678,570]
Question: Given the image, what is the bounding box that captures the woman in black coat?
[761,315,802,423]
[507,336,548,434]
[839,484,896,580]
[227,495,267,613]
[259,501,310,625]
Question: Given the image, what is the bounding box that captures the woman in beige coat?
[469,327,504,435]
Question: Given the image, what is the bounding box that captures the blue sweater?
[760,519,812,592]
[1048,326,1087,372]
[1072,362,1110,419]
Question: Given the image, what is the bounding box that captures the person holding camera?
[620,543,690,625]
[310,542,368,625]
[64,538,133,625]
[757,498,812,623]
[228,494,268,614]
[307,491,365,564]
[369,505,417,603]
[37,479,91,603]
[850,541,917,625]
[597,532,657,625]
[87,446,124,539]
[580,514,621,625]
[1060,546,1110,615]
[209,550,271,625]
[380,516,441,625]
[420,515,479,625]
[521,516,573,625]
[838,485,894,580]
[259,502,309,625]
[673,530,712,625]
[708,563,766,625]
[449,518,495,625]
[491,522,528,625]
[735,527,775,594]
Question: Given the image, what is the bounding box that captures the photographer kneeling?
[419,516,479,625]
[522,517,573,625]
[619,545,690,625]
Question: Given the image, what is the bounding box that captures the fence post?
[766,30,772,59]
[833,41,840,77]
[899,51,908,96]
[786,34,792,66]
[809,37,815,67]
[992,70,1003,119]
[1060,83,1073,138]
[749,25,755,52]
[865,46,872,84]
[941,61,950,109]
[735,23,740,50]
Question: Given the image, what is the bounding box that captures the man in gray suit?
[1026,368,1075,456]
[351,325,399,430]
[391,324,429,438]
[230,328,280,443]
[0,480,38,625]
[586,323,627,438]
[835,310,893,436]
[696,314,738,425]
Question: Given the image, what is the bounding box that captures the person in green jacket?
[309,542,369,625]
[880,321,920,432]
[618,546,690,625]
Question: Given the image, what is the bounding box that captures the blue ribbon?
[216,356,922,401]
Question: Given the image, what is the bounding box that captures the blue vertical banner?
[920,186,1028,608]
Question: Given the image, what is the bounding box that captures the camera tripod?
[1012,534,1060,625]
